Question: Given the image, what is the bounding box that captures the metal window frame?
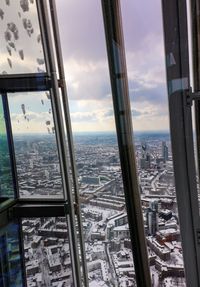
[36,0,82,285]
[48,1,88,285]
[2,93,19,200]
[0,94,80,283]
[12,202,68,218]
[101,1,151,286]
[162,0,200,285]
[0,73,51,93]
[1,89,69,203]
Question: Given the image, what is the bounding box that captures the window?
[0,0,46,74]
[8,91,63,199]
[0,1,200,287]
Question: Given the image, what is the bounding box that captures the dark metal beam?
[101,1,151,286]
[17,198,66,203]
[2,93,19,199]
[12,203,67,218]
[0,73,51,93]
[0,199,16,215]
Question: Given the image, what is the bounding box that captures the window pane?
[76,134,137,286]
[0,0,46,74]
[0,95,14,199]
[121,0,186,285]
[57,1,137,286]
[190,107,200,213]
[22,217,73,287]
[8,91,64,199]
[0,221,24,287]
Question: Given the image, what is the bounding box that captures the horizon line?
[9,129,170,136]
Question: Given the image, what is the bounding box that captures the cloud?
[129,83,168,105]
[103,109,114,118]
[11,111,52,122]
[71,111,97,122]
[64,58,111,101]
[59,0,170,132]
[56,0,107,61]
[121,0,164,52]
[57,0,164,62]
[132,109,143,117]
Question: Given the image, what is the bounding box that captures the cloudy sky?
[56,0,169,132]
[0,0,170,134]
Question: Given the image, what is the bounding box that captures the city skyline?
[9,131,185,286]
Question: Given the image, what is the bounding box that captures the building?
[146,201,159,236]
[162,141,169,163]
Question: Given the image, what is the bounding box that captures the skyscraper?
[162,141,168,162]
[146,201,159,236]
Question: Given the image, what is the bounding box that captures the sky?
[0,0,170,133]
[56,0,170,132]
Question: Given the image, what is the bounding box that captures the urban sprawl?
[13,133,186,287]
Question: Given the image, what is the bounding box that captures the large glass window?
[121,0,186,285]
[57,1,137,286]
[1,0,200,286]
[0,0,46,74]
[8,91,63,199]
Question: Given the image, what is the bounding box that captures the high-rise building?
[162,141,169,162]
[140,152,151,169]
[146,201,159,236]
[140,142,151,169]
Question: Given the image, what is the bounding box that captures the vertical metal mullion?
[191,0,200,193]
[101,1,151,286]
[2,93,19,200]
[36,1,81,286]
[48,1,88,285]
[162,0,200,285]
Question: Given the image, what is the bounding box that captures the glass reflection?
[0,0,46,74]
[0,221,23,287]
[8,91,63,199]
[0,95,14,199]
[22,217,73,287]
